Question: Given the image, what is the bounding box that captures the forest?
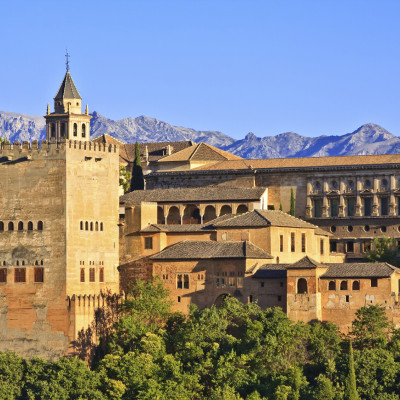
[1,278,400,400]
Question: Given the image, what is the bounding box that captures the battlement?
[0,139,117,161]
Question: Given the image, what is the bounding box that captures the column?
[305,181,312,218]
[322,179,329,217]
[372,176,379,216]
[390,175,396,216]
[355,177,362,216]
[338,178,345,217]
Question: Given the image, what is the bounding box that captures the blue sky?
[0,0,399,139]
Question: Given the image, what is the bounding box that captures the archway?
[203,205,217,223]
[157,207,165,224]
[215,294,229,307]
[167,206,180,225]
[183,204,201,224]
[297,278,308,294]
[236,204,248,214]
[220,205,232,216]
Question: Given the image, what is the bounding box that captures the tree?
[119,165,132,193]
[130,142,144,191]
[365,237,399,267]
[290,188,295,216]
[0,136,9,145]
[344,341,359,400]
[279,203,283,211]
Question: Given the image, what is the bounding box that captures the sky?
[0,0,399,140]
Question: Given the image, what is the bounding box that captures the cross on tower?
[65,49,70,72]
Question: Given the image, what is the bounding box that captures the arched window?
[8,222,14,231]
[340,280,348,290]
[297,278,308,294]
[16,260,19,266]
[352,281,360,291]
[0,222,4,231]
[80,221,83,230]
[236,204,248,214]
[41,260,43,265]
[95,222,99,231]
[183,204,201,224]
[82,124,86,138]
[37,221,43,230]
[60,122,66,138]
[18,221,23,231]
[100,222,103,231]
[328,281,336,290]
[35,260,38,266]
[85,221,89,230]
[28,221,33,231]
[203,205,217,223]
[167,206,180,225]
[90,222,93,231]
[73,123,78,137]
[220,205,232,216]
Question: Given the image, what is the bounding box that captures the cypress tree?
[130,142,144,191]
[279,203,283,211]
[344,340,359,400]
[290,188,295,216]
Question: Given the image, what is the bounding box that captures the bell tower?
[44,52,91,142]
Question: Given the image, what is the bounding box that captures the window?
[347,226,353,232]
[34,268,44,283]
[80,221,83,230]
[347,198,356,217]
[291,232,295,252]
[363,241,371,253]
[346,241,354,253]
[260,282,265,287]
[90,222,93,231]
[60,122,66,138]
[177,274,183,289]
[328,281,336,290]
[330,198,339,217]
[95,222,99,231]
[381,197,389,216]
[100,222,103,231]
[0,269,6,283]
[352,281,360,290]
[15,268,26,283]
[99,268,104,283]
[85,221,88,230]
[320,239,324,255]
[18,221,23,231]
[249,295,253,303]
[82,124,86,138]
[278,295,282,302]
[177,296,181,303]
[51,123,56,138]
[0,222,3,231]
[280,281,284,287]
[73,123,78,137]
[28,221,33,231]
[89,268,95,282]
[37,221,43,230]
[80,268,85,282]
[345,295,350,303]
[144,237,153,249]
[364,198,372,216]
[184,274,189,289]
[216,278,220,287]
[364,225,370,232]
[313,199,322,217]
[330,240,337,253]
[340,281,348,290]
[297,278,307,294]
[301,233,306,252]
[371,278,378,287]
[280,235,283,252]
[8,222,14,231]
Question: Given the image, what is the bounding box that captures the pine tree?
[290,188,295,216]
[344,341,359,400]
[279,203,283,211]
[130,142,144,191]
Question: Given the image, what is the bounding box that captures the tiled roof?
[315,228,332,237]
[190,154,400,171]
[322,263,399,278]
[150,240,273,260]
[157,142,242,163]
[141,224,210,233]
[213,210,317,229]
[91,134,194,164]
[253,264,288,279]
[286,256,326,269]
[54,72,82,100]
[120,187,267,205]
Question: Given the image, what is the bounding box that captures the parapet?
[0,139,117,161]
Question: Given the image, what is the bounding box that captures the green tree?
[279,203,283,211]
[130,142,144,191]
[0,352,26,400]
[365,237,399,266]
[344,341,359,400]
[290,188,295,216]
[0,136,10,145]
[311,374,335,400]
[119,165,132,193]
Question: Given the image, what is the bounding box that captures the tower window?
[291,232,295,252]
[28,221,33,231]
[34,268,44,283]
[85,221,89,231]
[144,237,153,249]
[80,268,85,282]
[301,233,306,252]
[0,222,3,231]
[73,123,78,137]
[99,268,104,283]
[37,221,43,231]
[80,221,83,230]
[0,269,6,283]
[89,268,95,282]
[15,268,26,283]
[90,222,93,231]
[8,222,14,231]
[280,235,283,252]
[100,222,103,231]
[82,124,86,138]
[18,221,23,231]
[95,222,98,231]
[51,123,56,138]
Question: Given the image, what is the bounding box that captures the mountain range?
[1,110,399,159]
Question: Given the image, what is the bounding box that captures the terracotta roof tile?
[322,262,399,278]
[286,256,326,269]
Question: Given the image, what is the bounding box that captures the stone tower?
[44,71,91,142]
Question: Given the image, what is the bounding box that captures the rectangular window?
[89,268,95,282]
[99,268,104,283]
[381,197,389,216]
[14,268,26,283]
[249,295,253,303]
[301,233,306,253]
[330,240,337,253]
[346,241,354,253]
[363,241,371,253]
[34,267,44,283]
[330,198,339,217]
[313,199,322,217]
[216,278,220,287]
[291,233,295,252]
[260,282,265,287]
[177,274,183,289]
[278,295,282,302]
[280,235,283,252]
[320,239,324,255]
[347,198,356,217]
[364,198,372,216]
[80,268,85,282]
[0,268,6,283]
[144,237,153,249]
[184,274,189,289]
[371,278,378,287]
[237,277,243,288]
